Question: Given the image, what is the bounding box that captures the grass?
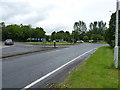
[56,46,118,88]
[93,41,107,44]
[26,42,73,45]
[118,48,120,69]
[118,48,120,89]
[84,41,107,44]
[118,48,120,70]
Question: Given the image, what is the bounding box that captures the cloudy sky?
[0,0,116,35]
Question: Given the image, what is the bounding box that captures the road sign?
[38,38,40,41]
[42,38,46,43]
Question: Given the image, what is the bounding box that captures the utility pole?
[114,0,119,68]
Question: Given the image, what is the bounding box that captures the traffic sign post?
[38,38,40,41]
[53,40,56,47]
[42,38,46,47]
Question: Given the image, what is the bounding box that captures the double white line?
[22,48,97,89]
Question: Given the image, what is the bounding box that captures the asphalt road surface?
[2,43,107,89]
[2,42,48,57]
[1,42,71,57]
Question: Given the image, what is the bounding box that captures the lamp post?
[114,0,119,68]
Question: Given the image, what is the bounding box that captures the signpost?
[53,40,56,47]
[38,38,40,41]
[42,38,46,47]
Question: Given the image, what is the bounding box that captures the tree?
[105,11,120,47]
[2,24,21,40]
[83,36,89,42]
[89,21,107,41]
[74,21,87,32]
[73,21,87,41]
[72,30,79,43]
[51,31,56,41]
[56,30,64,40]
[20,25,31,41]
[1,23,46,41]
[64,31,71,42]
[50,30,71,42]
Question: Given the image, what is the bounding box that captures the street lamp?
[114,0,119,68]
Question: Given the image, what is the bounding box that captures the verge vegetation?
[55,46,118,88]
[26,42,74,45]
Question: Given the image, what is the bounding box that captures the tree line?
[72,20,107,42]
[1,23,46,41]
[1,10,119,47]
[0,20,107,42]
[105,10,120,47]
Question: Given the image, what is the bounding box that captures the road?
[2,43,107,88]
[1,42,71,57]
[1,42,49,57]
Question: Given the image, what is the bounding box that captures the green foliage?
[73,21,87,41]
[88,21,106,41]
[105,11,120,47]
[50,30,71,42]
[74,21,87,32]
[118,48,120,69]
[26,42,73,45]
[1,22,46,41]
[71,30,79,43]
[1,19,108,43]
[72,20,106,42]
[91,34,104,42]
[83,35,89,42]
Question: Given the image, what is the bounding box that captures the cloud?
[1,1,29,20]
[1,0,56,25]
[0,0,116,35]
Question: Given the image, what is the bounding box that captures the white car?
[5,39,14,45]
[77,40,84,43]
[89,40,94,43]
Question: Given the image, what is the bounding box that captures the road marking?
[22,48,97,89]
[0,46,10,49]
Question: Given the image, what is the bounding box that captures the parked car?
[77,40,84,43]
[89,40,94,43]
[5,39,14,45]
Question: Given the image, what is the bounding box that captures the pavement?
[2,43,107,88]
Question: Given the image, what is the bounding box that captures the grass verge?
[56,46,118,88]
[26,42,73,45]
[118,48,120,90]
[93,41,107,44]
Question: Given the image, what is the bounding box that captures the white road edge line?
[22,48,97,89]
[0,46,10,49]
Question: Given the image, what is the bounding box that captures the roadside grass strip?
[118,48,120,89]
[56,46,118,88]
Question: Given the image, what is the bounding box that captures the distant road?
[2,43,107,88]
[2,42,71,57]
[2,42,48,57]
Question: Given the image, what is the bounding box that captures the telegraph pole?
[114,0,119,68]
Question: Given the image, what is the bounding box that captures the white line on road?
[0,46,10,49]
[22,48,97,89]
